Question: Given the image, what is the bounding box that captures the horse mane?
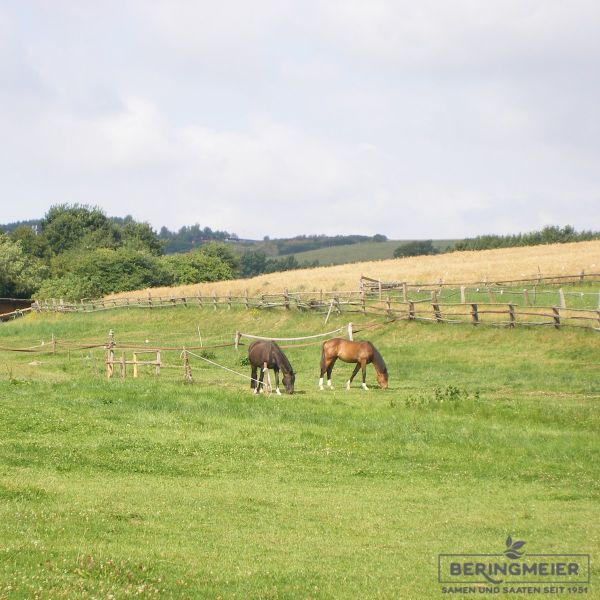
[368,342,387,375]
[271,342,294,374]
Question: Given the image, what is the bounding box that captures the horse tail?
[320,342,327,374]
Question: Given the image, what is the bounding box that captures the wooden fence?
[32,287,600,331]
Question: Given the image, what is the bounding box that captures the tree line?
[0,205,241,301]
[392,226,599,258]
[0,205,323,301]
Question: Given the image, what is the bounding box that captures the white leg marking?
[276,388,281,395]
[361,383,369,391]
[327,379,333,390]
[319,377,324,390]
[346,380,351,390]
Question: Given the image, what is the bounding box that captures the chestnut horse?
[248,340,295,395]
[319,338,388,391]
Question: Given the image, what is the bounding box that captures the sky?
[1,1,599,240]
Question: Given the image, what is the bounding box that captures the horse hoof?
[276,389,282,395]
[361,384,369,391]
[346,381,351,390]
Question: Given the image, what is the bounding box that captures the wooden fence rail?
[31,292,600,331]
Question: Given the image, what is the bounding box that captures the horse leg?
[274,368,281,395]
[326,357,337,389]
[319,351,329,390]
[251,365,258,393]
[361,361,369,390]
[347,363,361,390]
[257,367,265,394]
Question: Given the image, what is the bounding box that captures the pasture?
[0,307,599,598]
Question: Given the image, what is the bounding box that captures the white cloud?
[0,1,598,238]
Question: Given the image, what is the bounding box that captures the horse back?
[323,338,372,363]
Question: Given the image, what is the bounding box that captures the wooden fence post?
[227,292,232,310]
[347,322,353,341]
[402,282,408,303]
[244,290,249,309]
[133,352,139,378]
[235,331,241,351]
[324,300,334,324]
[552,307,560,329]
[508,304,516,328]
[284,288,290,310]
[386,296,392,317]
[378,279,382,301]
[213,292,217,311]
[106,329,115,378]
[460,286,466,304]
[558,288,566,309]
[360,289,366,314]
[120,353,126,378]
[182,348,193,383]
[156,351,161,376]
[148,292,152,309]
[408,301,415,321]
[432,302,442,323]
[471,304,479,325]
[523,289,530,306]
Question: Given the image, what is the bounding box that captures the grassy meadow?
[272,240,453,267]
[0,305,599,598]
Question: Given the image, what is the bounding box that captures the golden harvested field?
[109,240,600,299]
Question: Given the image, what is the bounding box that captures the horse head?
[376,367,389,389]
[283,370,295,394]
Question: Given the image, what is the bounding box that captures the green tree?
[393,240,438,258]
[0,234,48,297]
[9,225,51,259]
[200,242,240,274]
[120,221,164,255]
[40,204,120,254]
[37,248,171,299]
[161,251,233,284]
[240,250,268,277]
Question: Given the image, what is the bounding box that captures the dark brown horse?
[248,340,295,394]
[319,338,388,390]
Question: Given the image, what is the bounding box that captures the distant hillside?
[107,240,600,300]
[288,239,454,266]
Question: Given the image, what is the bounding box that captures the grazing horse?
[248,340,295,395]
[319,338,388,391]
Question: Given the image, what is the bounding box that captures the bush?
[161,251,234,285]
[37,248,171,300]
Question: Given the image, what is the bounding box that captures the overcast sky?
[1,1,599,239]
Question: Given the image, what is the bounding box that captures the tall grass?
[107,240,600,299]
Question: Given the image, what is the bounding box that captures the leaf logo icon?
[504,536,526,560]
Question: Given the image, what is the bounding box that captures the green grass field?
[0,307,598,598]
[227,239,454,265]
[280,240,453,266]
